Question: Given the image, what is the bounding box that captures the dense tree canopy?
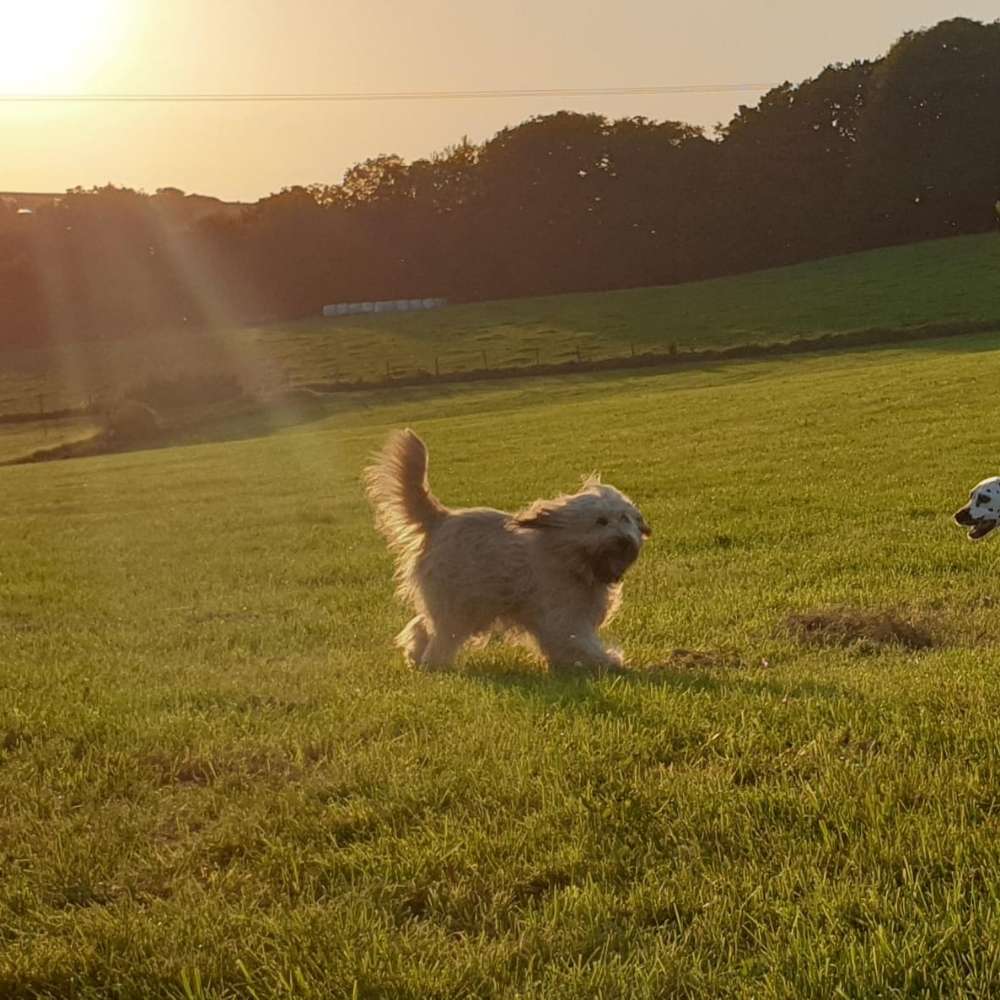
[2,18,998,346]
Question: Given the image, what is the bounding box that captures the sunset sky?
[3,1,998,202]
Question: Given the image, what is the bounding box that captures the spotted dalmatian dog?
[954,476,1000,541]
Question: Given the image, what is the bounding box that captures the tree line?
[2,17,999,347]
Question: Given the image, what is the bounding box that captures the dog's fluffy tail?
[364,429,447,549]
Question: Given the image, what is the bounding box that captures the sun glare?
[0,0,122,92]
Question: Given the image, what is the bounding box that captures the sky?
[3,0,998,202]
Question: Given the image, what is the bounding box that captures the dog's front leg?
[396,617,466,670]
[535,626,624,673]
[417,631,464,671]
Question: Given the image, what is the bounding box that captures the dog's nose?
[617,534,640,557]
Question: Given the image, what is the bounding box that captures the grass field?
[4,330,1000,997]
[3,231,999,415]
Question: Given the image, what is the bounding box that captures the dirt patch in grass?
[786,607,936,651]
[509,868,575,904]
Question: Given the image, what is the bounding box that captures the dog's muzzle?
[593,535,641,583]
[954,504,999,541]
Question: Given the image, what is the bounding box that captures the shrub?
[104,400,162,441]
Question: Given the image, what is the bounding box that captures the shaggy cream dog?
[364,429,651,670]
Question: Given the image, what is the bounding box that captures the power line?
[0,83,776,103]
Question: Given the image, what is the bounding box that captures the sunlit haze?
[3,0,998,201]
[0,0,126,92]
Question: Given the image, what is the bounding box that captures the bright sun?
[0,0,122,92]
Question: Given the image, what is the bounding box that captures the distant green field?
[2,232,998,415]
[5,333,1000,997]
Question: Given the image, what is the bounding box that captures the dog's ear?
[515,498,561,529]
[581,472,602,489]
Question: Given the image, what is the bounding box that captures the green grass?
[5,332,1000,996]
[3,231,999,414]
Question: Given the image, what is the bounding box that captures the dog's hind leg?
[396,616,430,666]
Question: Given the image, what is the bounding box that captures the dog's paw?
[593,661,631,679]
[550,657,630,679]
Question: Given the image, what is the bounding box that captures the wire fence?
[307,336,661,385]
[2,318,997,423]
[298,319,1000,393]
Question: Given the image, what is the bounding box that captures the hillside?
[1,231,998,420]
[255,231,1000,383]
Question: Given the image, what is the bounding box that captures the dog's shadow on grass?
[461,654,849,711]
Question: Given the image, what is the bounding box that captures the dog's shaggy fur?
[364,429,651,671]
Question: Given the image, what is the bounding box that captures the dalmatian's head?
[954,476,1000,541]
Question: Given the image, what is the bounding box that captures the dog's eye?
[978,494,992,506]
[596,516,609,526]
